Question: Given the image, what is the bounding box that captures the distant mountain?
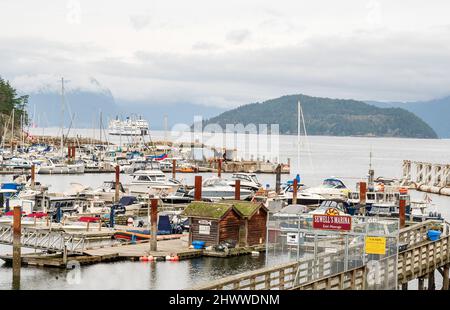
[27,90,226,130]
[203,94,438,139]
[367,97,450,138]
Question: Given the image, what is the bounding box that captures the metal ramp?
[0,225,118,254]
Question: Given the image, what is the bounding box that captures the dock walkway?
[194,221,450,290]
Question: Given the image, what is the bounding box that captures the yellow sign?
[365,236,386,255]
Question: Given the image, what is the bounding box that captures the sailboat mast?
[297,100,301,173]
[11,109,15,153]
[60,77,65,156]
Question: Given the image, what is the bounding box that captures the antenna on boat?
[60,77,65,157]
[297,98,314,175]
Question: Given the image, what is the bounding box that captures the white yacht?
[127,170,181,195]
[37,158,85,174]
[227,173,262,192]
[301,178,349,200]
[109,115,149,136]
[187,177,253,201]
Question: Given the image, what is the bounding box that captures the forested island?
[203,94,438,139]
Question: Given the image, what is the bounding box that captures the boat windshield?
[322,179,346,189]
[203,178,228,187]
[317,200,346,212]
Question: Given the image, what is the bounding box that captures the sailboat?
[37,78,84,174]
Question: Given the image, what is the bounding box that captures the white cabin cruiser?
[187,177,253,201]
[302,178,349,200]
[227,173,262,192]
[127,170,181,195]
[37,158,85,174]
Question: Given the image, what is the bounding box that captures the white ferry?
[109,115,149,136]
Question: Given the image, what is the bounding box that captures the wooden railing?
[194,221,448,290]
[398,235,450,284]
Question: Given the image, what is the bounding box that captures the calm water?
[1,130,450,289]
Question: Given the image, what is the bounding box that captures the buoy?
[167,255,179,261]
[147,255,154,261]
[139,256,148,261]
[127,217,134,226]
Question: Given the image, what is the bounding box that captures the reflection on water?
[0,252,267,290]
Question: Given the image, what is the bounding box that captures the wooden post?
[172,159,176,179]
[359,181,367,215]
[12,206,21,290]
[115,165,120,203]
[418,277,424,290]
[399,197,406,229]
[31,164,36,190]
[443,264,449,290]
[235,180,241,201]
[275,164,281,194]
[292,178,298,205]
[72,146,76,159]
[194,176,202,201]
[218,158,222,178]
[68,145,72,159]
[428,272,435,290]
[150,198,158,252]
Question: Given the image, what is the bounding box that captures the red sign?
[313,214,352,231]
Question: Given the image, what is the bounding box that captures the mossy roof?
[228,200,265,218]
[182,202,233,219]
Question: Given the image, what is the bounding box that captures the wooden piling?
[172,159,176,179]
[150,199,158,252]
[399,198,406,228]
[275,164,281,194]
[218,158,222,178]
[31,164,36,190]
[292,178,298,205]
[443,264,449,290]
[418,277,424,290]
[12,206,21,290]
[194,176,202,201]
[115,165,120,203]
[235,180,241,201]
[428,272,435,290]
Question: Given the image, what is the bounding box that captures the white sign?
[198,220,212,226]
[199,225,210,235]
[286,233,299,245]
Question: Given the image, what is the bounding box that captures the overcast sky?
[2,0,450,107]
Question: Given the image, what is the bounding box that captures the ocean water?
[1,129,450,289]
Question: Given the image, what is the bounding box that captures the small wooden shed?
[232,201,268,246]
[183,201,241,247]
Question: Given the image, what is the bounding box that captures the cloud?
[192,41,221,51]
[226,29,251,45]
[129,14,151,31]
[2,26,450,107]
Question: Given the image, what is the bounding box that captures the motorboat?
[1,157,32,169]
[161,187,194,204]
[187,177,253,201]
[114,196,145,214]
[91,181,127,202]
[36,158,85,174]
[127,169,181,195]
[227,173,262,192]
[279,182,325,206]
[301,178,349,200]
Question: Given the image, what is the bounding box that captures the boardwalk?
[194,221,450,290]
